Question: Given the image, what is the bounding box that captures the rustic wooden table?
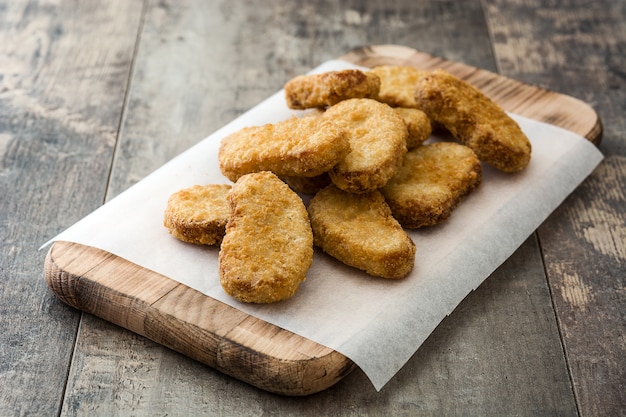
[1,1,624,416]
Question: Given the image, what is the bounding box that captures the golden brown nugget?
[393,107,432,149]
[308,185,415,279]
[414,69,531,172]
[285,69,381,109]
[218,115,349,182]
[164,184,231,245]
[371,65,428,108]
[219,171,313,303]
[381,142,482,228]
[323,98,408,193]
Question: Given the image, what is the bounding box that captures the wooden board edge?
[44,241,356,396]
[339,44,603,146]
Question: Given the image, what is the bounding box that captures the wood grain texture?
[45,43,601,398]
[45,241,354,396]
[0,0,621,414]
[540,158,626,417]
[484,0,626,415]
[0,1,144,415]
[48,0,613,413]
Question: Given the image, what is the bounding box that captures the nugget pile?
[164,66,532,303]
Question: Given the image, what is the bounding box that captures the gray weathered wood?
[1,0,624,415]
[0,1,144,415]
[57,0,580,415]
[485,0,626,415]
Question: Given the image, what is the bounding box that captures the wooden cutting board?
[44,44,602,396]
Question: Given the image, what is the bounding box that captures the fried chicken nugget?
[308,185,416,279]
[218,115,349,182]
[381,142,482,228]
[285,69,381,109]
[219,171,313,303]
[371,65,428,108]
[414,69,531,172]
[393,107,432,149]
[164,184,231,245]
[323,98,408,193]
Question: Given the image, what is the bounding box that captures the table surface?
[1,1,624,416]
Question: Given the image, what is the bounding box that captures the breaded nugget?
[371,65,428,108]
[218,115,349,182]
[164,184,231,245]
[308,185,415,279]
[323,98,408,193]
[285,69,381,109]
[381,142,482,228]
[414,69,531,172]
[219,171,313,303]
[393,107,432,149]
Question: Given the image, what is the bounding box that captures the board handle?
[44,241,356,396]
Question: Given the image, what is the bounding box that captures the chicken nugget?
[324,98,408,193]
[219,171,313,303]
[164,184,231,245]
[285,69,381,109]
[218,115,349,182]
[414,69,531,172]
[394,107,432,149]
[371,65,428,108]
[308,185,415,279]
[381,142,482,228]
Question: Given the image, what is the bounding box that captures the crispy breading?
[393,107,432,149]
[381,142,482,228]
[218,115,349,182]
[308,185,415,279]
[371,65,428,108]
[414,69,531,172]
[163,184,231,245]
[285,69,381,109]
[323,98,408,193]
[218,171,313,303]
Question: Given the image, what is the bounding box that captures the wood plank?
[540,159,626,417]
[484,1,626,415]
[46,42,601,397]
[0,1,144,415]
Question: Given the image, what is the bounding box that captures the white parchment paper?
[44,60,604,391]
